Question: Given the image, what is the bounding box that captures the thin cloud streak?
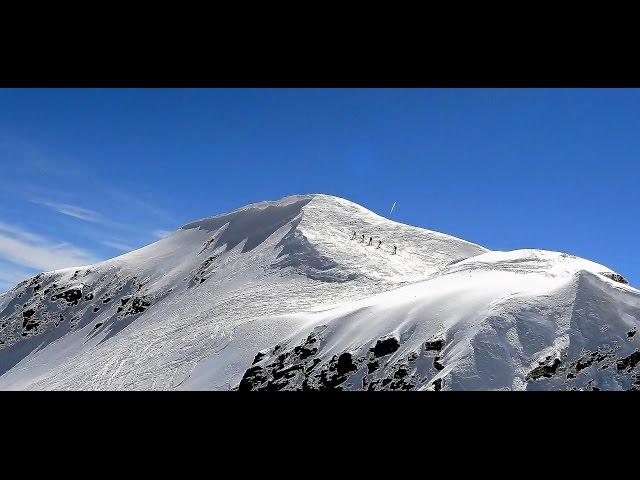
[105,188,178,224]
[30,198,108,224]
[30,197,165,241]
[0,220,47,244]
[0,262,37,293]
[0,219,99,272]
[152,229,172,239]
[100,240,135,252]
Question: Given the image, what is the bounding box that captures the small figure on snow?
[393,245,397,255]
[351,231,357,240]
[368,237,373,246]
[361,234,365,243]
[377,240,382,249]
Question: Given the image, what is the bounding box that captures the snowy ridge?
[0,194,637,390]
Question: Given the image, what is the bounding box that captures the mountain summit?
[0,194,638,390]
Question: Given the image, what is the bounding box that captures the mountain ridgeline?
[0,194,638,390]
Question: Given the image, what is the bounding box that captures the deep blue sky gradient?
[0,88,637,290]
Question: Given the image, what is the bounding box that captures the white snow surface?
[0,194,638,390]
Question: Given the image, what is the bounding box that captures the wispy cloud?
[100,240,135,252]
[30,198,110,225]
[30,196,173,250]
[0,262,37,293]
[152,229,172,239]
[0,220,47,244]
[105,188,178,224]
[0,220,99,272]
[0,269,33,284]
[30,197,169,242]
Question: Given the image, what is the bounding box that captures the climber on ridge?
[393,245,397,255]
[361,234,365,243]
[368,237,373,246]
[377,240,382,249]
[351,231,357,240]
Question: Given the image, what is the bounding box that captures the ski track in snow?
[0,194,638,390]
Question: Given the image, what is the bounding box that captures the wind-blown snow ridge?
[0,194,637,390]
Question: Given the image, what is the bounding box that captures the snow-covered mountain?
[0,194,638,390]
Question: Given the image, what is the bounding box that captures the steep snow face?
[0,195,637,391]
[227,249,640,391]
[0,194,486,390]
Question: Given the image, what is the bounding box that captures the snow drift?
[0,194,637,390]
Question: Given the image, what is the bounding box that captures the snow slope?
[0,194,637,390]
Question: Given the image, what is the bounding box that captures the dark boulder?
[372,337,400,358]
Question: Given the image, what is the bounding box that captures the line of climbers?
[350,231,397,254]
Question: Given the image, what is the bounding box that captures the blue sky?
[0,88,638,291]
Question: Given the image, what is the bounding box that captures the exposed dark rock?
[594,351,612,363]
[117,296,131,313]
[252,351,267,364]
[51,288,83,306]
[628,330,637,338]
[571,349,613,374]
[433,356,445,371]
[201,256,217,269]
[306,353,360,390]
[293,335,319,360]
[367,360,379,373]
[122,297,152,317]
[527,358,562,380]
[394,367,408,379]
[238,331,442,391]
[199,236,217,255]
[336,352,356,376]
[238,366,266,391]
[190,255,218,286]
[272,364,303,381]
[617,351,640,372]
[575,356,594,372]
[372,337,400,358]
[424,339,445,352]
[293,344,317,360]
[69,314,81,328]
[305,358,321,374]
[600,272,629,285]
[276,352,289,366]
[22,308,39,332]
